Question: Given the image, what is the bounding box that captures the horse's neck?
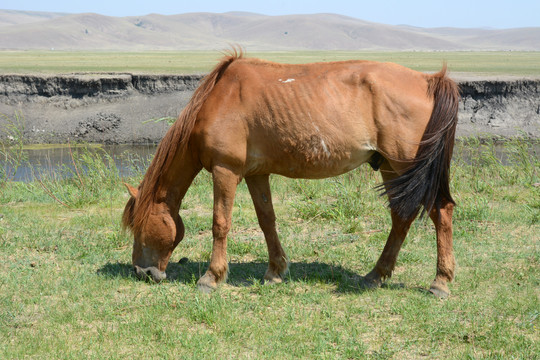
[157,146,201,213]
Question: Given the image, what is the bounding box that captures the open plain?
[1,50,539,358]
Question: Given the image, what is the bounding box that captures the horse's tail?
[123,48,242,234]
[381,66,460,221]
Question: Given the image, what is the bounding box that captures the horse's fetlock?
[210,263,229,283]
[375,263,394,279]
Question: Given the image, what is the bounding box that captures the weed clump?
[0,111,26,188]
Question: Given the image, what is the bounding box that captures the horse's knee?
[212,216,231,238]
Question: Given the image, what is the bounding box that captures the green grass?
[1,50,540,75]
[0,139,539,358]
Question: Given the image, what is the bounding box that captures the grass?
[0,50,540,75]
[0,138,538,358]
[0,111,26,185]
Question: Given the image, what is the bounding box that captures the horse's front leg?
[428,200,455,298]
[197,165,241,293]
[245,175,289,284]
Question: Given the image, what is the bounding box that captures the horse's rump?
[380,66,460,220]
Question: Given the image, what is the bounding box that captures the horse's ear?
[124,183,139,198]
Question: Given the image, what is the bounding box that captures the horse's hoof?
[429,281,450,299]
[362,270,383,289]
[197,274,218,294]
[197,282,216,294]
[263,275,283,285]
[361,278,381,289]
[263,269,284,285]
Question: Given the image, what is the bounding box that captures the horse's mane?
[123,48,243,234]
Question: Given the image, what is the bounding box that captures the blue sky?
[3,0,540,28]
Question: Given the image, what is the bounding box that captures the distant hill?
[0,9,67,27]
[0,10,538,51]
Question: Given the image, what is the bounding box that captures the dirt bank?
[0,73,539,144]
[456,75,540,138]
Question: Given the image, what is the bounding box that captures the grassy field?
[1,50,540,75]
[0,137,538,358]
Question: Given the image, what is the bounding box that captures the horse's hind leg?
[428,199,455,298]
[364,164,417,287]
[246,175,289,283]
[364,209,415,287]
[197,165,241,293]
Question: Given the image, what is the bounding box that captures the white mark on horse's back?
[278,78,295,83]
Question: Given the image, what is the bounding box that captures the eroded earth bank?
[0,73,539,144]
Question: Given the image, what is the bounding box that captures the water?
[4,144,157,182]
[2,142,538,182]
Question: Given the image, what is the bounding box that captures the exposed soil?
[454,74,540,138]
[0,74,201,144]
[0,73,539,144]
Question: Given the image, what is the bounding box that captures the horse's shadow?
[97,260,410,294]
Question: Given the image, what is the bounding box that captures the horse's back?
[194,58,435,178]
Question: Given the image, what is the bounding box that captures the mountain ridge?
[0,10,538,51]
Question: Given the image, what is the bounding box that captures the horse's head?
[123,184,185,283]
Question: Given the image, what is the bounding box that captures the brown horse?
[123,49,459,298]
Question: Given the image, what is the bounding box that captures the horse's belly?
[246,145,375,179]
[285,149,374,178]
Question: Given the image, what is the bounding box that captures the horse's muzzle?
[134,265,167,283]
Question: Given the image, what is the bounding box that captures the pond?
[3,144,157,182]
